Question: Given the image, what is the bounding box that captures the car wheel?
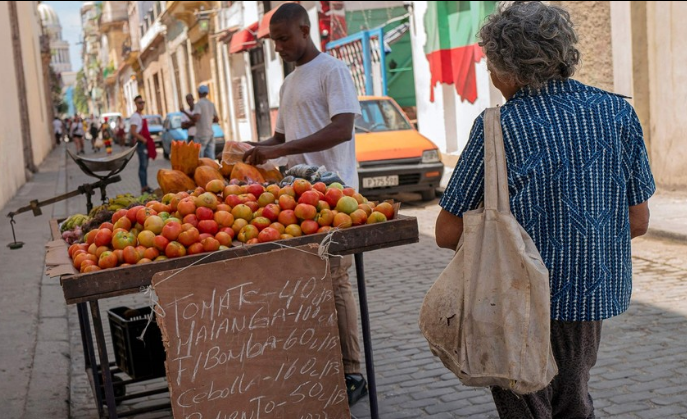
[421,189,436,202]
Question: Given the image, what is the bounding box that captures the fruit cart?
[49,214,419,419]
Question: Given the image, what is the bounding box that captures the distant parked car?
[143,114,164,148]
[355,96,444,201]
[160,112,226,160]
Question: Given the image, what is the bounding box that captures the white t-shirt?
[194,98,216,140]
[181,108,196,136]
[71,120,84,136]
[129,112,143,135]
[53,119,62,134]
[276,53,361,189]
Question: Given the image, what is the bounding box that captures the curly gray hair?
[478,1,580,89]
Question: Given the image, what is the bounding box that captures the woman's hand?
[435,209,464,250]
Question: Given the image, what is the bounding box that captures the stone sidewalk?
[2,141,687,418]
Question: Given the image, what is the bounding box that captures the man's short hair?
[271,3,310,27]
[134,95,142,102]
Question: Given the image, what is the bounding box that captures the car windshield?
[168,115,183,129]
[356,100,412,133]
[144,116,162,125]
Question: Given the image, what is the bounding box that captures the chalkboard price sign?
[152,245,350,419]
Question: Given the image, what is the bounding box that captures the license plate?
[363,175,399,188]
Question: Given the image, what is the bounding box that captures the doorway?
[250,47,271,141]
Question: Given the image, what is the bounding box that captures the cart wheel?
[100,375,126,405]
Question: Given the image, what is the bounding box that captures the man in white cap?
[192,84,219,159]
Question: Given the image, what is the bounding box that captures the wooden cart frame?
[51,215,419,418]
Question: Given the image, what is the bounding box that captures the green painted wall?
[346,7,416,108]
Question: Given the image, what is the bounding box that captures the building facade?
[37,3,72,74]
[0,1,53,209]
[77,1,687,191]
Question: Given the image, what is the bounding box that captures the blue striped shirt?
[440,79,656,321]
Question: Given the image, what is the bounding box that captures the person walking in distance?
[192,85,218,159]
[64,118,72,143]
[242,3,367,406]
[101,117,114,155]
[89,114,100,152]
[180,93,197,142]
[115,116,126,146]
[129,96,157,193]
[70,114,85,155]
[53,116,63,145]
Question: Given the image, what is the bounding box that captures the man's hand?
[243,145,280,166]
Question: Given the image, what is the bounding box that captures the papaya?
[198,157,220,171]
[230,162,265,184]
[194,166,224,188]
[257,167,283,183]
[170,141,200,176]
[220,162,234,177]
[157,169,197,194]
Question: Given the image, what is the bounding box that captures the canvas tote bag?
[418,107,557,394]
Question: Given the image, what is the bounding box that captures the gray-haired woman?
[435,2,655,417]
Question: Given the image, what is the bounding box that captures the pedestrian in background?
[129,96,156,193]
[101,117,114,155]
[64,118,71,142]
[89,114,100,152]
[192,85,218,159]
[53,116,63,145]
[435,2,655,418]
[180,93,197,142]
[70,114,85,155]
[115,116,126,146]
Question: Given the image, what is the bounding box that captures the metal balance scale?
[6,146,137,249]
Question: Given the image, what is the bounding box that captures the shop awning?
[229,22,259,53]
[257,2,296,39]
[258,8,277,39]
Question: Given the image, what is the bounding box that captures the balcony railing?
[100,10,128,25]
[140,20,165,52]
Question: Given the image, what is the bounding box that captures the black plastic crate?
[107,306,166,380]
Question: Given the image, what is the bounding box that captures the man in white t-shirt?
[192,85,218,159]
[179,93,197,141]
[242,3,366,407]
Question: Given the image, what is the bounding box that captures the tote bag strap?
[483,107,511,213]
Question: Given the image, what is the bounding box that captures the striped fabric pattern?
[440,79,656,321]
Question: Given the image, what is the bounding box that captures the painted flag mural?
[424,1,496,103]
